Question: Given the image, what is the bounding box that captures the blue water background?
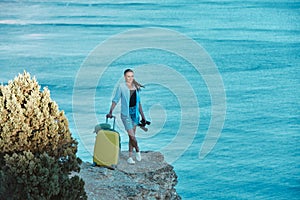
[1,1,299,199]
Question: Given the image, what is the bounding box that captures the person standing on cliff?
[107,69,147,164]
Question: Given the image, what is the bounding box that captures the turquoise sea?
[1,1,299,199]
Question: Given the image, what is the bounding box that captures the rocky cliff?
[75,151,181,200]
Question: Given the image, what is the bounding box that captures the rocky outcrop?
[75,151,181,200]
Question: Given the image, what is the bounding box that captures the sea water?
[0,1,299,199]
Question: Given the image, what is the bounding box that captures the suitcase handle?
[106,116,116,130]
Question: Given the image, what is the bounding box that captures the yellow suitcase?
[93,116,120,167]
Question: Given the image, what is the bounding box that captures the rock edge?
[74,151,181,200]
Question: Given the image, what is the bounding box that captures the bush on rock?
[0,72,86,200]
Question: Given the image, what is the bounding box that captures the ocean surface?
[1,0,299,199]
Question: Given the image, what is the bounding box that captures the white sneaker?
[136,152,142,161]
[127,157,135,164]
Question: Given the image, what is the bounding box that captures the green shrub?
[0,72,86,199]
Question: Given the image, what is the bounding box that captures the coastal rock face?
[77,151,181,200]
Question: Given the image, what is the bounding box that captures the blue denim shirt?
[112,82,141,117]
